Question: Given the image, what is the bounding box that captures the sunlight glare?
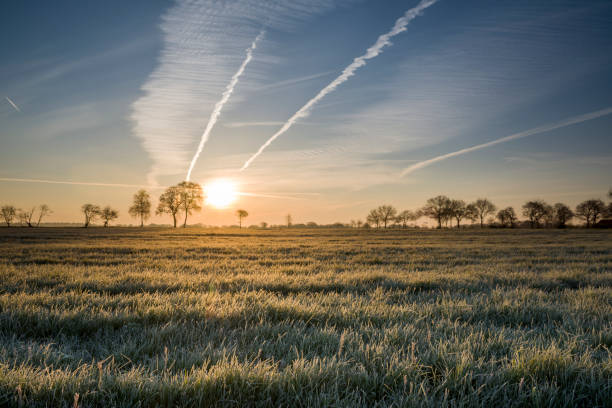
[204,179,238,208]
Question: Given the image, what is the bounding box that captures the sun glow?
[204,179,238,208]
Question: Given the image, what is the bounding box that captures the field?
[0,227,610,407]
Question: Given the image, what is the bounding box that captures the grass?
[0,227,610,407]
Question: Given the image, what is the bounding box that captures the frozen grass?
[0,228,610,407]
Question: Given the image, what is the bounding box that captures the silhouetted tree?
[101,206,119,227]
[471,198,496,228]
[448,200,475,228]
[356,220,363,228]
[260,222,268,229]
[496,207,517,228]
[522,200,547,228]
[553,203,573,228]
[236,209,248,228]
[367,209,381,228]
[0,205,17,227]
[177,181,203,227]
[576,199,605,227]
[81,204,101,228]
[17,208,35,227]
[157,186,182,228]
[543,204,555,228]
[1,206,17,227]
[375,205,397,228]
[395,210,416,228]
[128,190,151,227]
[36,204,52,227]
[422,195,451,229]
[286,214,292,227]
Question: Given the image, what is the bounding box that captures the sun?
[204,179,238,209]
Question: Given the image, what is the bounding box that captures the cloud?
[400,107,612,176]
[186,31,264,181]
[130,0,350,185]
[240,0,439,170]
[5,97,21,112]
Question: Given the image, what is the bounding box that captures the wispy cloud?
[400,107,612,176]
[5,96,21,112]
[0,177,160,189]
[131,0,349,185]
[239,0,438,171]
[186,31,264,181]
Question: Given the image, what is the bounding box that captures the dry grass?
[0,227,610,407]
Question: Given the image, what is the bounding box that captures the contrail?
[240,0,438,171]
[400,106,612,177]
[0,177,163,189]
[5,96,21,112]
[186,30,265,181]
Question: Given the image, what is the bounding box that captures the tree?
[367,209,381,228]
[543,204,554,228]
[553,203,573,228]
[18,208,35,227]
[177,181,203,227]
[100,206,119,227]
[236,209,248,228]
[575,199,606,227]
[128,190,151,227]
[260,222,268,229]
[522,200,547,228]
[496,207,517,228]
[157,186,182,228]
[421,195,451,229]
[471,198,496,228]
[36,204,52,227]
[395,210,416,228]
[376,205,397,228]
[286,214,292,227]
[1,206,17,227]
[81,204,101,228]
[448,200,475,228]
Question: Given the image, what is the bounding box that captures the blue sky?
[1,0,611,225]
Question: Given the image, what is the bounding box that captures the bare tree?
[367,209,381,228]
[128,190,151,227]
[522,200,548,228]
[422,196,451,229]
[543,204,555,228]
[36,204,52,227]
[1,206,17,227]
[356,220,363,228]
[177,181,203,227]
[553,203,573,228]
[395,210,415,228]
[471,198,496,228]
[448,200,475,228]
[575,199,605,227]
[236,209,248,228]
[376,205,397,228]
[81,204,101,228]
[496,207,517,228]
[157,186,182,228]
[101,206,119,227]
[286,214,292,227]
[18,207,35,227]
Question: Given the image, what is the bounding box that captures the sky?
[1,0,611,226]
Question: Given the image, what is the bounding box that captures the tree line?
[362,192,612,229]
[2,187,611,228]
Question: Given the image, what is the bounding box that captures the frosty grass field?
[0,227,610,407]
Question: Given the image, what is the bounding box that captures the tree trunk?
[140,214,144,227]
[239,217,242,228]
[183,210,188,228]
[172,214,177,228]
